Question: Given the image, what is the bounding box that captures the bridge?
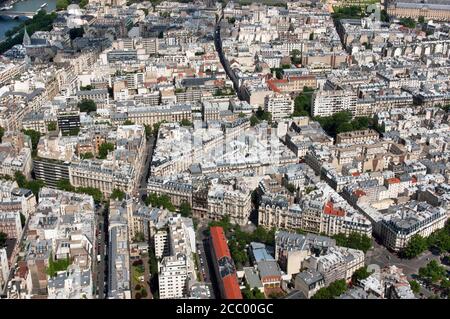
[0,10,38,19]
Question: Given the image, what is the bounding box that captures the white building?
[312,90,357,117]
[264,93,294,120]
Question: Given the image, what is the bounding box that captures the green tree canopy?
[312,279,348,299]
[98,142,115,159]
[352,266,373,284]
[145,193,175,211]
[47,121,57,132]
[293,87,314,116]
[0,126,4,143]
[418,260,446,283]
[56,0,70,11]
[22,129,41,156]
[77,99,97,113]
[180,119,193,127]
[69,27,84,40]
[56,179,75,192]
[332,232,372,253]
[409,280,420,294]
[401,234,428,259]
[179,201,192,217]
[80,152,94,160]
[111,189,126,201]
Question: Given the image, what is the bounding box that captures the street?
[365,240,446,298]
[94,204,108,299]
[196,225,216,298]
[137,136,155,200]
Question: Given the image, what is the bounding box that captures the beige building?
[387,1,450,21]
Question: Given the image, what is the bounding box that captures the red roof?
[353,189,366,197]
[386,177,401,184]
[210,226,230,259]
[209,226,243,299]
[412,176,417,184]
[222,275,243,299]
[323,201,345,217]
[351,172,361,176]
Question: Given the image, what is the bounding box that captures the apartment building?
[147,177,193,208]
[387,0,450,21]
[0,211,22,239]
[207,183,252,226]
[158,215,196,299]
[264,93,294,121]
[259,183,372,237]
[312,90,358,117]
[335,129,379,145]
[108,200,131,299]
[379,201,448,251]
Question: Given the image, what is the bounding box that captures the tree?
[56,0,70,11]
[80,85,92,91]
[14,171,27,188]
[140,289,148,298]
[78,0,88,9]
[312,279,348,299]
[111,189,126,201]
[293,87,314,116]
[399,17,416,29]
[98,142,115,159]
[77,187,103,203]
[69,27,84,40]
[80,152,94,160]
[123,120,134,125]
[227,17,236,24]
[250,115,259,126]
[144,124,153,140]
[332,232,372,253]
[179,202,192,217]
[409,280,420,294]
[27,180,45,198]
[380,10,389,22]
[418,260,446,283]
[255,107,272,124]
[309,32,314,40]
[418,16,425,24]
[401,234,428,259]
[286,183,296,193]
[351,266,372,283]
[152,121,167,138]
[47,122,57,132]
[133,232,145,243]
[180,119,193,127]
[22,129,41,156]
[0,126,4,143]
[46,254,70,277]
[290,49,301,64]
[77,99,97,113]
[56,179,75,192]
[427,221,450,254]
[145,193,175,211]
[0,232,7,248]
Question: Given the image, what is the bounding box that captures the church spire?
[23,27,31,46]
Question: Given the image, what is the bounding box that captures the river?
[0,0,56,40]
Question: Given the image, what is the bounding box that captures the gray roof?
[257,260,281,278]
[296,270,323,285]
[243,267,263,289]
